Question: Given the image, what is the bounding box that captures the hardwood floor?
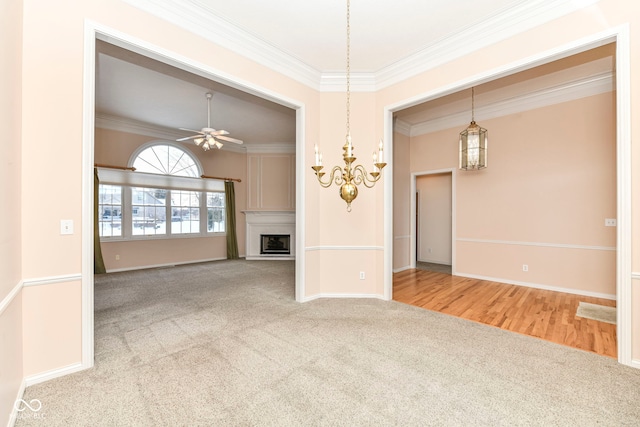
[393,268,617,358]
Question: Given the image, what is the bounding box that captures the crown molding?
[123,0,322,89]
[95,113,293,154]
[319,72,377,93]
[245,144,295,154]
[96,114,186,139]
[124,0,599,92]
[375,0,600,90]
[396,71,612,137]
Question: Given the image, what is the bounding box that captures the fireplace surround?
[243,211,295,260]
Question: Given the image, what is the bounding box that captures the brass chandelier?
[311,0,386,212]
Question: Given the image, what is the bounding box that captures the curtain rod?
[201,174,242,183]
[95,163,136,171]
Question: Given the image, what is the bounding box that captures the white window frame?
[97,142,226,241]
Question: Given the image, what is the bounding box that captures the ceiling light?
[459,87,488,170]
[311,0,386,212]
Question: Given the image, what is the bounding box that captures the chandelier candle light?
[311,0,387,212]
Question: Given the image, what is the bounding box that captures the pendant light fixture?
[459,87,488,170]
[311,0,386,212]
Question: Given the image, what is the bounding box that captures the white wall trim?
[123,0,599,91]
[24,362,85,387]
[305,246,383,251]
[394,235,410,240]
[457,238,615,252]
[301,293,387,303]
[631,272,640,280]
[455,272,616,301]
[122,0,322,89]
[96,113,294,154]
[105,257,232,273]
[631,359,640,370]
[614,24,633,367]
[393,266,413,273]
[7,379,26,427]
[409,169,457,273]
[0,281,22,317]
[375,0,601,90]
[22,274,83,288]
[398,71,613,137]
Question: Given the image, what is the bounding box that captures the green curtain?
[94,169,107,274]
[225,181,240,259]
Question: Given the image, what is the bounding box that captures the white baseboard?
[106,257,231,273]
[393,265,413,273]
[24,362,86,387]
[301,293,386,303]
[7,379,26,427]
[630,359,640,370]
[417,258,451,265]
[454,272,616,300]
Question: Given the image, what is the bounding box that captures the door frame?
[411,170,456,272]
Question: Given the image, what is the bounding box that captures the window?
[132,187,166,236]
[98,185,122,237]
[207,192,226,232]
[133,144,200,177]
[171,190,200,234]
[97,142,226,239]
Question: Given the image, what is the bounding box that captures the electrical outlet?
[605,218,617,227]
[115,255,120,260]
[359,271,365,280]
[522,264,528,272]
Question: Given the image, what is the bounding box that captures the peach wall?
[247,153,296,211]
[22,282,82,376]
[417,173,452,265]
[407,93,615,296]
[0,0,24,422]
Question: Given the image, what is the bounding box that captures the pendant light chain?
[346,0,351,139]
[471,86,475,122]
[310,0,387,211]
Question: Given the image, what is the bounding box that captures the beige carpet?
[576,301,617,324]
[16,260,640,426]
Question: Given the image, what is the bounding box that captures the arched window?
[98,142,225,239]
[132,143,201,177]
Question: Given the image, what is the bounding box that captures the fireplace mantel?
[242,211,295,260]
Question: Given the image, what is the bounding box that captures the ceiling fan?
[176,92,243,151]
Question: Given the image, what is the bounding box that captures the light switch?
[60,219,74,235]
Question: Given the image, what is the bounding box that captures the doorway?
[415,172,452,274]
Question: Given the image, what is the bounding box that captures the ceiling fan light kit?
[177,92,243,151]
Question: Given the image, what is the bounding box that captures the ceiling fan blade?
[176,135,201,142]
[179,127,205,134]
[216,135,243,144]
[209,129,230,136]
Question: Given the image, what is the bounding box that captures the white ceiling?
[96,0,608,150]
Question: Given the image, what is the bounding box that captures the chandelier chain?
[471,86,475,122]
[346,0,351,137]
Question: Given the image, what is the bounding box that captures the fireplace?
[260,234,291,255]
[243,211,295,260]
